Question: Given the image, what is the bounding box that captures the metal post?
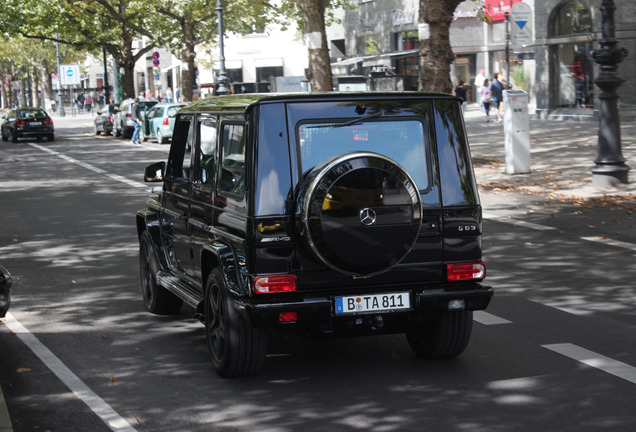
[102,47,111,104]
[55,33,65,116]
[27,66,33,107]
[591,0,629,185]
[215,0,230,95]
[505,11,510,89]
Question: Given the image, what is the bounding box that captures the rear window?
[167,106,182,118]
[19,109,48,118]
[298,119,429,190]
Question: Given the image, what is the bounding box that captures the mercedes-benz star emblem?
[359,208,377,226]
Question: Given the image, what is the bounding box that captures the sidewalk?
[464,103,636,205]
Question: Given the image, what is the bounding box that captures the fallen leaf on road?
[17,368,31,373]
[110,375,116,385]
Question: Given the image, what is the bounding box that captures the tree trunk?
[180,18,196,102]
[418,0,462,93]
[40,59,54,101]
[1,81,8,109]
[117,23,137,99]
[33,69,42,108]
[297,0,332,92]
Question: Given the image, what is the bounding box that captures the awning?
[212,59,243,70]
[254,58,283,68]
[332,50,419,68]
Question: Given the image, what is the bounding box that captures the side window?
[166,116,193,180]
[198,118,218,185]
[218,123,246,196]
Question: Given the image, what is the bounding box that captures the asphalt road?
[1,117,635,432]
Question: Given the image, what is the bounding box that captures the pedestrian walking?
[453,80,468,115]
[76,93,85,112]
[490,73,504,123]
[84,93,93,114]
[130,98,141,144]
[481,78,492,122]
[166,87,173,103]
[474,69,486,103]
[175,87,180,103]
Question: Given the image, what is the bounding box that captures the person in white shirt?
[474,69,486,103]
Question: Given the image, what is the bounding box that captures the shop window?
[550,0,592,36]
[549,1,594,108]
[256,67,283,83]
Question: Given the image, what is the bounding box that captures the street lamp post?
[55,33,65,117]
[215,0,230,95]
[102,47,111,104]
[591,0,629,185]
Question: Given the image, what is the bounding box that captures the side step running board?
[156,271,203,308]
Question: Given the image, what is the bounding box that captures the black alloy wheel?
[139,231,182,314]
[205,268,267,377]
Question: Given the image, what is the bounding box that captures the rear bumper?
[16,129,54,137]
[239,284,493,331]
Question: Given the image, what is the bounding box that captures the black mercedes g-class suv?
[137,93,492,377]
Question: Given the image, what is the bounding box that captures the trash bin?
[503,90,530,174]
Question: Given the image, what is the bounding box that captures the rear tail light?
[279,312,297,323]
[162,117,169,126]
[109,115,114,122]
[446,262,486,281]
[126,113,131,117]
[15,120,26,125]
[44,119,53,125]
[254,274,297,294]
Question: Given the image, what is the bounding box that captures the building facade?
[329,0,636,119]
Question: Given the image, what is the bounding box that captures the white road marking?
[483,213,556,231]
[580,236,636,252]
[473,311,512,325]
[2,313,138,432]
[28,143,147,188]
[543,343,636,385]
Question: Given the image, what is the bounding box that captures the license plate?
[335,292,411,315]
[30,121,42,126]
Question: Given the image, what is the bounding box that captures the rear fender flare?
[201,242,248,298]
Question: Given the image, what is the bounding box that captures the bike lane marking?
[485,215,636,252]
[2,313,138,432]
[28,143,147,189]
[473,311,512,325]
[580,236,636,252]
[543,343,636,385]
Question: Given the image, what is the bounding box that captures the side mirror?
[1,116,6,120]
[144,161,165,182]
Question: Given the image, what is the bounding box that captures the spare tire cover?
[297,151,422,276]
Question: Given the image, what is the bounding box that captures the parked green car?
[140,103,186,144]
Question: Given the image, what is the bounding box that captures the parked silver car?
[113,98,158,139]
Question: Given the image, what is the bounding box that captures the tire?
[157,129,166,144]
[47,134,55,142]
[406,311,473,359]
[205,268,267,377]
[139,231,183,314]
[296,151,422,277]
